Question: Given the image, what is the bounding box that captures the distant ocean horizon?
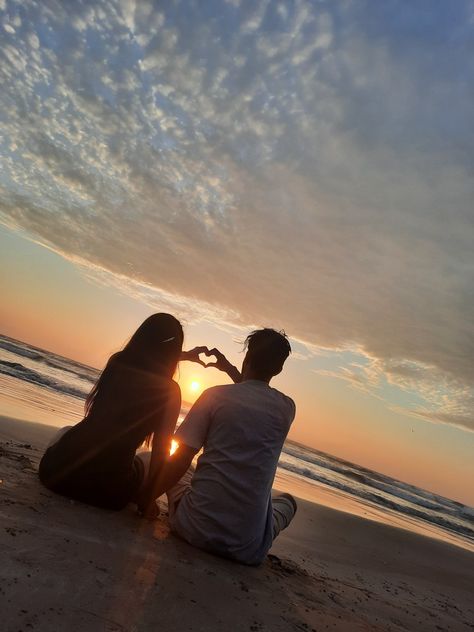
[1,333,473,553]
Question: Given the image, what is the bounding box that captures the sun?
[190,380,200,393]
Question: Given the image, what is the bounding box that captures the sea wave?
[277,455,474,541]
[0,360,89,400]
[282,442,463,513]
[0,337,98,384]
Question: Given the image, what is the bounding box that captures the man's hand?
[180,346,209,366]
[205,348,242,383]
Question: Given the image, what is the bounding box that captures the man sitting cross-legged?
[139,328,297,566]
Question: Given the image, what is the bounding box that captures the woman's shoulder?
[165,378,181,399]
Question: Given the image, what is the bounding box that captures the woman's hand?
[136,488,160,520]
[180,346,209,366]
[137,497,160,520]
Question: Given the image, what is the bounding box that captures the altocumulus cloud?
[0,0,473,428]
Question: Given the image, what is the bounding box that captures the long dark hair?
[85,313,183,416]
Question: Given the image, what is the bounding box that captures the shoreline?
[1,415,473,631]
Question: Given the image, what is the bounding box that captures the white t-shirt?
[171,380,296,565]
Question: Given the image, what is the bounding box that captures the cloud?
[316,354,474,432]
[0,0,473,429]
[382,359,474,432]
[413,411,474,434]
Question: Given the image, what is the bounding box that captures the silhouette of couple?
[39,314,297,565]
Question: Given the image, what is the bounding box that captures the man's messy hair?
[244,328,291,377]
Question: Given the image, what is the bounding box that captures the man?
[142,328,297,566]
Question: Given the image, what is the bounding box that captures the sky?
[0,0,473,504]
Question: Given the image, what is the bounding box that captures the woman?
[39,313,201,511]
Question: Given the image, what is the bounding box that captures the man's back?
[171,380,295,565]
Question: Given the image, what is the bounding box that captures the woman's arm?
[137,383,181,518]
[148,432,171,491]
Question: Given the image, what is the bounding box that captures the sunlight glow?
[190,380,200,393]
[170,440,179,456]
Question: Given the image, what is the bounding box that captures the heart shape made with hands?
[187,346,223,369]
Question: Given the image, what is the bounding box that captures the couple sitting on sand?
[39,313,297,566]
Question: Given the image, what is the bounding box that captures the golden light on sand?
[190,380,200,393]
[170,439,179,455]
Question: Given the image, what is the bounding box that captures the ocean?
[1,333,473,552]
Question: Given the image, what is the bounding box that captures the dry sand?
[1,416,473,632]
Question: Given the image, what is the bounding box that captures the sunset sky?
[1,0,473,504]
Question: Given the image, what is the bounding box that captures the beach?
[2,2,474,630]
[1,416,473,632]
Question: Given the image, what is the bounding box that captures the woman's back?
[39,365,176,508]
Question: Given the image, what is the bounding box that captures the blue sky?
[1,1,473,500]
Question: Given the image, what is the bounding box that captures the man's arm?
[154,443,197,497]
[205,348,241,383]
[138,443,197,519]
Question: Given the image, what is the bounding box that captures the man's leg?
[272,493,297,540]
[166,465,195,521]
